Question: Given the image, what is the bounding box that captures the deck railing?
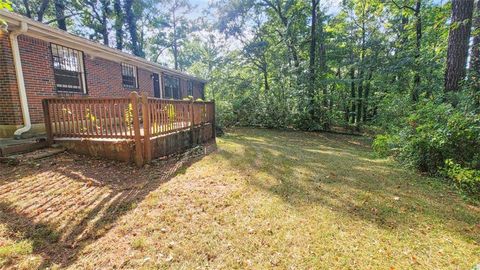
[42,92,215,165]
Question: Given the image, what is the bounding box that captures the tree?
[165,0,193,70]
[124,0,143,56]
[391,0,422,101]
[444,0,475,93]
[308,0,320,120]
[54,0,67,30]
[12,0,50,22]
[113,0,124,49]
[80,0,112,46]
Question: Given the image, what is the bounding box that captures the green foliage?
[0,0,11,30]
[443,159,480,196]
[164,104,176,124]
[0,0,12,10]
[0,240,33,263]
[379,101,480,196]
[372,134,398,158]
[124,103,134,127]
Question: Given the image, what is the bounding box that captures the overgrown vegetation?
[1,128,479,268]
[373,101,480,197]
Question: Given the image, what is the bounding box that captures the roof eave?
[0,10,208,83]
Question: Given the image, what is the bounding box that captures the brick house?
[0,10,207,138]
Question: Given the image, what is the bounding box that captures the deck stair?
[0,137,49,157]
[0,143,66,165]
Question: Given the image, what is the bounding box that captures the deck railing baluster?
[42,96,215,141]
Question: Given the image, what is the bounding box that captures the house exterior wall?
[0,32,22,127]
[0,32,205,137]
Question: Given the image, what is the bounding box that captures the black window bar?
[164,75,180,99]
[51,44,85,93]
[122,63,138,88]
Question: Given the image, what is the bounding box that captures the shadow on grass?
[0,149,207,268]
[218,128,480,244]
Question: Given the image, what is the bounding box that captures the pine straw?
[0,128,479,269]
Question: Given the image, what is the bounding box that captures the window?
[187,80,193,97]
[51,44,86,93]
[122,63,138,88]
[200,83,205,99]
[164,75,180,99]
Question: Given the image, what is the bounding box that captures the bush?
[372,134,398,157]
[443,159,480,196]
[377,101,480,196]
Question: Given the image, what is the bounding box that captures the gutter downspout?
[9,21,30,139]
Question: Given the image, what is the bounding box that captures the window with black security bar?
[51,44,86,93]
[122,63,138,88]
[164,75,180,99]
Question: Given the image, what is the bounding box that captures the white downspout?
[9,21,30,139]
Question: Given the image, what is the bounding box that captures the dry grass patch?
[1,128,479,269]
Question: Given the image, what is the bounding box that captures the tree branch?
[390,0,416,12]
[45,12,83,25]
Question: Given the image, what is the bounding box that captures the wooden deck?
[42,92,216,166]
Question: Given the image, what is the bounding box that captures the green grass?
[1,128,479,269]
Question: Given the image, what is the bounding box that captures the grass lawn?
[0,127,479,269]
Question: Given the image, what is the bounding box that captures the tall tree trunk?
[444,0,475,93]
[124,0,142,57]
[101,0,110,46]
[362,70,373,122]
[263,62,270,92]
[471,0,480,70]
[339,69,349,123]
[412,0,422,101]
[54,0,67,30]
[22,0,32,18]
[264,0,300,70]
[37,0,49,22]
[308,0,318,120]
[356,8,366,125]
[471,0,480,107]
[350,67,356,124]
[356,72,363,124]
[172,10,179,70]
[317,11,328,115]
[101,17,109,45]
[114,0,124,50]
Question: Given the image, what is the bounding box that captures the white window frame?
[121,63,138,89]
[51,43,87,94]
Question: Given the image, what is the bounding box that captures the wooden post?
[190,100,195,145]
[130,92,143,167]
[42,99,54,145]
[141,93,152,163]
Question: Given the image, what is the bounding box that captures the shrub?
[372,134,398,157]
[377,101,480,196]
[443,159,480,196]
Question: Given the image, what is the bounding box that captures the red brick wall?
[18,35,57,124]
[0,33,22,125]
[0,33,205,126]
[84,56,153,98]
